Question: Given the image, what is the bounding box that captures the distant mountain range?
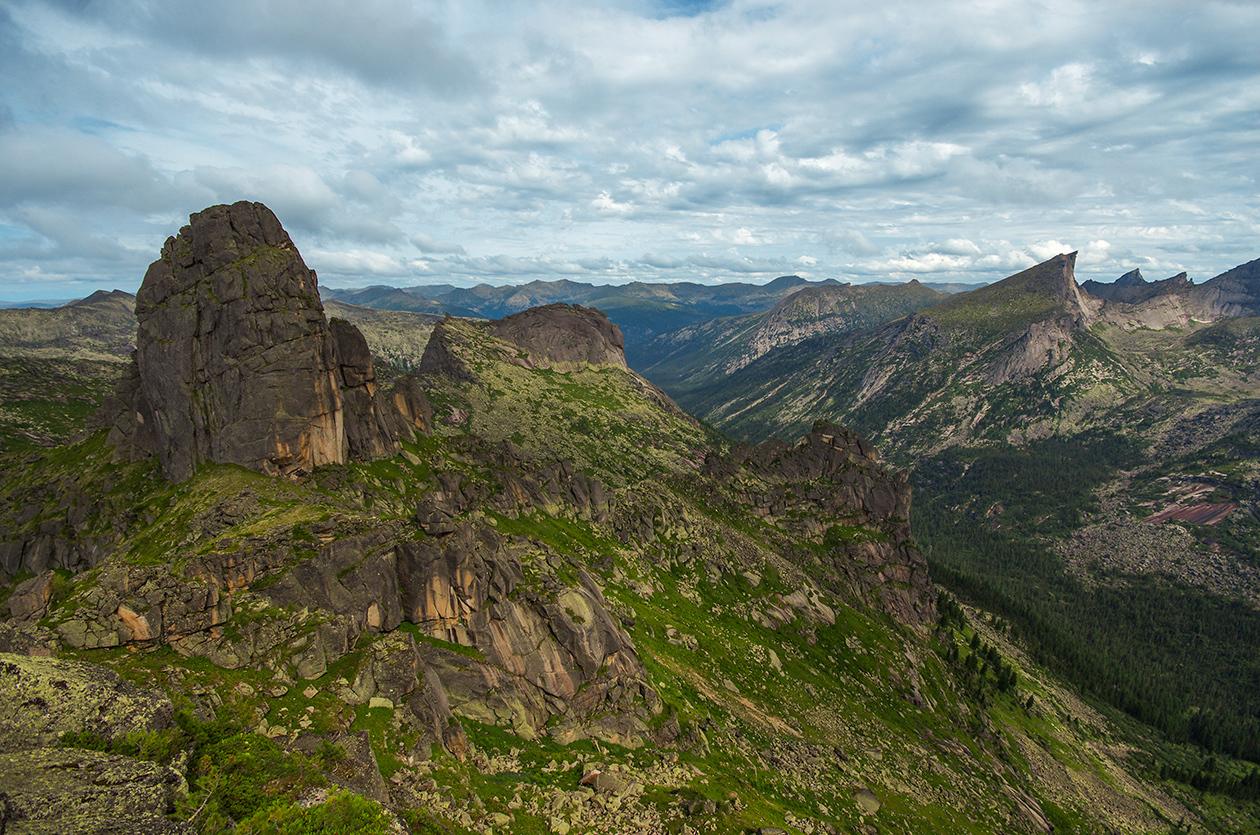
[322,276,986,363]
[653,254,1260,446]
[640,280,947,394]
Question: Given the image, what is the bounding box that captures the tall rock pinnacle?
[107,201,416,481]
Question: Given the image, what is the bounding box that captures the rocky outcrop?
[41,506,654,744]
[706,421,935,626]
[330,316,404,461]
[396,522,656,741]
[55,562,230,651]
[0,655,182,831]
[6,571,53,622]
[0,747,184,833]
[1083,269,1192,304]
[111,201,346,481]
[985,316,1077,385]
[388,376,434,435]
[105,201,418,482]
[488,303,627,368]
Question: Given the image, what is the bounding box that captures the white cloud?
[1028,240,1076,261]
[1021,63,1094,109]
[591,191,634,215]
[1,0,1258,298]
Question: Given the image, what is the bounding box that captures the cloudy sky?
[1,0,1258,300]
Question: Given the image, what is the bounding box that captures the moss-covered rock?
[0,746,182,833]
[0,653,173,752]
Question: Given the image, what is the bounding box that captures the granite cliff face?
[106,202,413,481]
[112,201,346,480]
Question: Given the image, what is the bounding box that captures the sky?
[1,0,1258,300]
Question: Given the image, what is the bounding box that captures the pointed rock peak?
[1059,250,1078,278]
[105,202,418,482]
[1115,268,1146,286]
[995,251,1080,298]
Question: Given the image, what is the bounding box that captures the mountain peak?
[977,251,1082,305]
[764,274,806,290]
[1084,269,1194,305]
[489,303,626,368]
[63,289,135,309]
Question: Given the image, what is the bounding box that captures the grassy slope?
[640,266,1260,808]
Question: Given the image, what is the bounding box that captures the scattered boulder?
[854,786,881,815]
[6,570,53,622]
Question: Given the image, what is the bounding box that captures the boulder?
[0,747,183,833]
[6,571,54,622]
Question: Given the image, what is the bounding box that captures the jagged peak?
[966,251,1082,306]
[1115,268,1146,286]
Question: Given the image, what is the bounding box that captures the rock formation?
[488,303,627,369]
[105,201,422,481]
[1083,268,1192,304]
[706,421,936,626]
